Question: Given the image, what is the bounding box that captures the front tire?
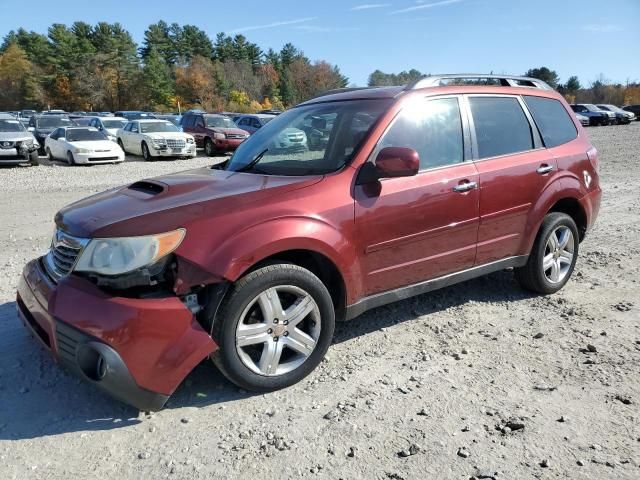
[66,151,75,165]
[211,263,335,391]
[142,142,152,161]
[28,151,39,166]
[204,138,215,157]
[515,212,579,294]
[117,139,126,154]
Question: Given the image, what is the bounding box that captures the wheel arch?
[547,197,587,241]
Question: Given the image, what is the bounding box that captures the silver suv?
[0,113,39,166]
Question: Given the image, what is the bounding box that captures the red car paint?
[17,82,601,409]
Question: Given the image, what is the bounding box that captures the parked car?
[234,114,275,134]
[181,113,249,156]
[622,104,640,120]
[20,109,37,118]
[0,113,40,166]
[570,104,613,126]
[43,109,67,115]
[114,111,157,121]
[574,113,590,127]
[17,74,601,411]
[28,115,77,154]
[596,104,635,124]
[45,127,125,165]
[86,116,128,141]
[116,119,196,160]
[155,114,182,127]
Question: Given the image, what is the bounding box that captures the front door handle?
[537,164,554,174]
[453,181,478,192]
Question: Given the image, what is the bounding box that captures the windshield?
[102,119,127,129]
[600,104,621,112]
[225,99,391,176]
[140,121,179,133]
[583,104,601,112]
[206,116,236,128]
[36,117,75,128]
[66,129,108,142]
[0,119,26,132]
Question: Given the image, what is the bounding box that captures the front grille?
[226,134,246,139]
[288,134,304,143]
[42,229,89,282]
[0,141,16,149]
[166,139,186,149]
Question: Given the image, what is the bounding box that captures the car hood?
[213,127,248,136]
[0,132,33,142]
[69,140,119,151]
[55,167,323,238]
[143,132,192,140]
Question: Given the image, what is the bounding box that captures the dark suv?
[181,113,249,156]
[17,74,601,410]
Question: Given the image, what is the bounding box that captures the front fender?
[206,216,363,304]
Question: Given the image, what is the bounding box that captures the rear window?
[524,96,577,148]
[469,96,533,159]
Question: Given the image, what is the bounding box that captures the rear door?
[354,96,480,295]
[466,95,556,265]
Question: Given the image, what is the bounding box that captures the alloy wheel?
[235,285,321,376]
[542,226,574,283]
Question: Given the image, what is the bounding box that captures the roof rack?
[406,74,552,91]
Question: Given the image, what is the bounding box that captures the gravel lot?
[1,126,639,480]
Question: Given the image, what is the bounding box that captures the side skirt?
[344,255,528,320]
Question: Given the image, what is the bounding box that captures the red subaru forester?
[17,74,601,410]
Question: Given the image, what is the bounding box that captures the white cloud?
[229,17,316,34]
[582,24,622,33]
[390,0,462,14]
[351,3,391,10]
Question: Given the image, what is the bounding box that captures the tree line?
[368,66,640,105]
[0,21,349,112]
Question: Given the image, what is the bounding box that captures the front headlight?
[186,137,195,144]
[151,138,167,148]
[74,229,185,276]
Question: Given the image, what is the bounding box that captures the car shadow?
[0,269,535,440]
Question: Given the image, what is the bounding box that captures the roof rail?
[311,87,372,99]
[406,74,553,91]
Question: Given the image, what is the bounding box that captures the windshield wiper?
[236,148,269,173]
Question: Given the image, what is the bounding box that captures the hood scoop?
[128,180,165,195]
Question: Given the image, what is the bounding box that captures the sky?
[0,0,638,87]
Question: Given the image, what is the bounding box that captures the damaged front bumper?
[16,258,217,411]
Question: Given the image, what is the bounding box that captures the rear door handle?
[453,181,478,192]
[537,164,554,174]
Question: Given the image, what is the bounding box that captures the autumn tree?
[0,44,43,109]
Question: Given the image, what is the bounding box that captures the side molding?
[345,255,528,320]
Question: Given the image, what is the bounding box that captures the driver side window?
[377,97,464,171]
[131,123,139,133]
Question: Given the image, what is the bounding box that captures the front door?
[354,96,480,296]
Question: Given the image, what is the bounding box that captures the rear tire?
[515,212,579,294]
[211,263,335,392]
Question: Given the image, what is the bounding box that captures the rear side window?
[377,97,464,170]
[524,96,577,148]
[469,96,533,159]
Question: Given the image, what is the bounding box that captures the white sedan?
[45,127,125,165]
[116,119,196,161]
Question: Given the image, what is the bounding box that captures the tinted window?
[377,97,464,170]
[469,97,533,159]
[524,96,577,148]
[35,117,75,128]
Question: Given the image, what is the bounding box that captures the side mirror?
[376,147,420,178]
[356,147,419,184]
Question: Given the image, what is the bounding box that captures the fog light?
[77,344,108,381]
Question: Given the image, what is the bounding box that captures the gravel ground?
[0,126,639,480]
